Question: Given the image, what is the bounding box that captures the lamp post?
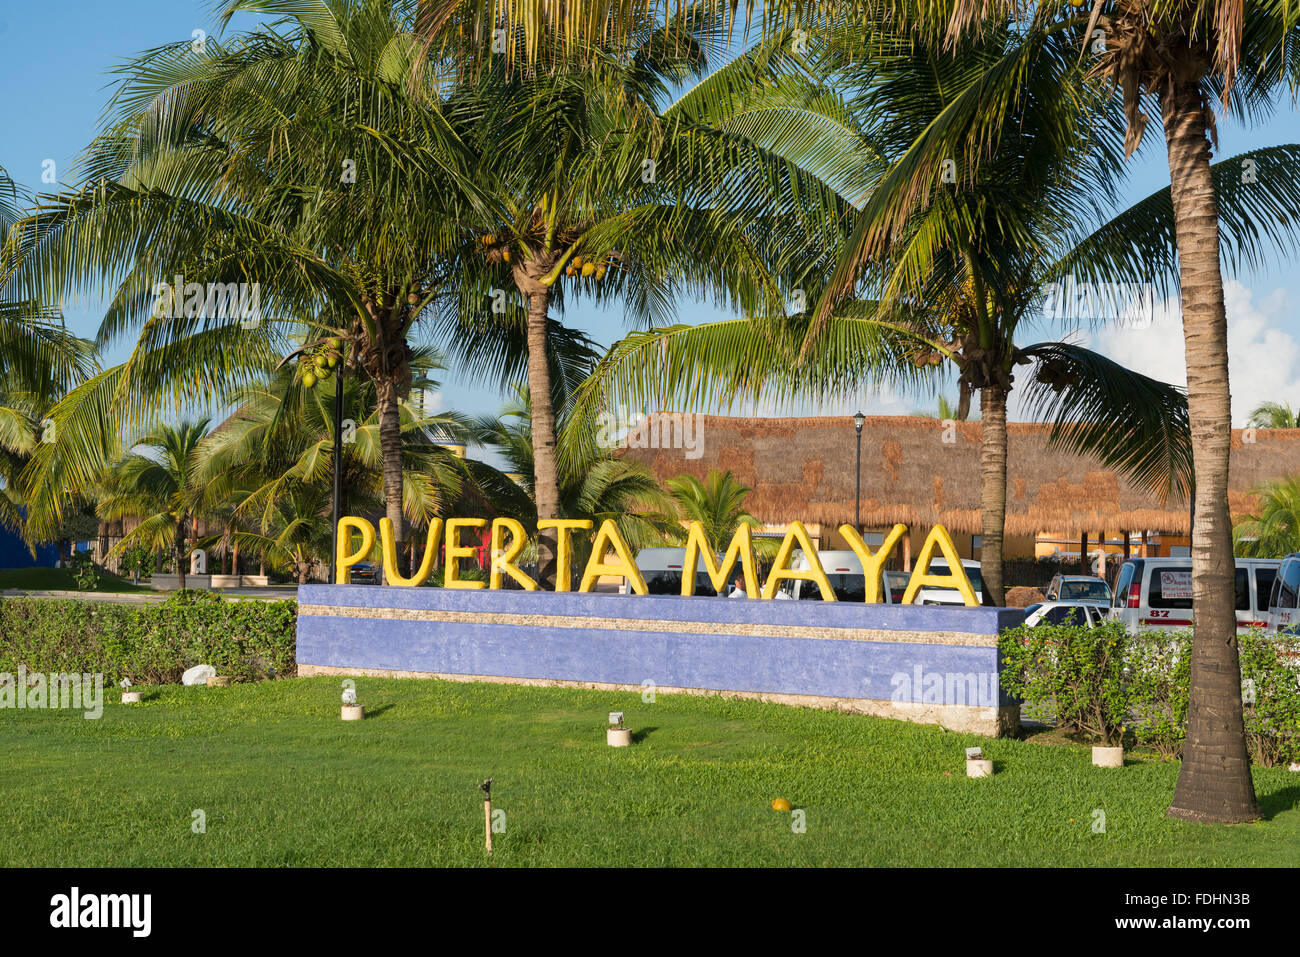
[853,411,866,532]
[329,358,345,584]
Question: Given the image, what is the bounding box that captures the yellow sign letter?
[490,518,538,590]
[335,517,376,585]
[444,518,488,589]
[682,521,759,597]
[536,519,594,591]
[579,519,647,594]
[379,517,443,586]
[762,521,835,600]
[837,523,908,603]
[902,525,979,606]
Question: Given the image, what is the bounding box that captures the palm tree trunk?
[979,386,1008,606]
[375,378,406,564]
[956,379,972,421]
[517,265,562,588]
[175,527,187,590]
[1161,77,1259,824]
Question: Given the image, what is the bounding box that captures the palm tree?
[6,0,485,558]
[665,469,766,555]
[1248,401,1300,430]
[98,420,213,589]
[193,345,471,574]
[1233,478,1300,558]
[758,0,1300,824]
[431,0,1300,825]
[569,19,1198,608]
[0,163,99,538]
[219,481,337,585]
[434,11,872,584]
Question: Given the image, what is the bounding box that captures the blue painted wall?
[0,524,59,569]
[298,586,1023,708]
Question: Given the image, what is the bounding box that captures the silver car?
[1045,574,1112,605]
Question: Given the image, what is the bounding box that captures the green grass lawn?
[2,677,1297,866]
[0,566,148,593]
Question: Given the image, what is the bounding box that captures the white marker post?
[607,711,631,747]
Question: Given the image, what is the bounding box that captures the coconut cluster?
[479,234,614,283]
[563,254,610,281]
[301,337,344,389]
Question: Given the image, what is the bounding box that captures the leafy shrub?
[999,620,1129,746]
[1239,629,1300,767]
[1125,631,1191,759]
[1001,622,1300,765]
[426,564,488,587]
[69,552,99,591]
[0,591,296,684]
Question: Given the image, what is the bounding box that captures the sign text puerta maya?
[334,517,979,605]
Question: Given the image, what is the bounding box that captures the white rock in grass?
[182,664,218,686]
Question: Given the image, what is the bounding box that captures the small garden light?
[966,746,992,778]
[341,682,363,721]
[120,678,140,705]
[607,711,631,747]
[481,779,493,853]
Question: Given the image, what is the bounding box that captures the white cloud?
[1062,281,1299,427]
[417,389,445,414]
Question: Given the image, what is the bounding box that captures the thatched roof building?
[620,413,1300,538]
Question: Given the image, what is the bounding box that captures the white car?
[1264,553,1300,634]
[903,557,984,606]
[1044,574,1112,605]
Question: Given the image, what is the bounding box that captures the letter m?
[205,282,241,320]
[681,523,760,597]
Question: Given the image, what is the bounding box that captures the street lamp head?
[853,411,865,433]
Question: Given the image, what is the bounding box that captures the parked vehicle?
[1264,553,1300,634]
[778,550,868,601]
[1024,601,1106,628]
[1109,557,1279,633]
[899,557,984,606]
[780,551,982,605]
[349,561,377,585]
[882,569,910,604]
[628,547,725,596]
[1044,574,1112,605]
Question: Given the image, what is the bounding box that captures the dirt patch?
[1005,586,1045,608]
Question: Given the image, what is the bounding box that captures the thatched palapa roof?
[620,414,1300,536]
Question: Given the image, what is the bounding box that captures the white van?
[778,550,868,601]
[1109,557,1279,633]
[1264,553,1300,634]
[780,551,982,605]
[627,547,727,596]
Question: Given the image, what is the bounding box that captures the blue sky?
[3,1,1300,428]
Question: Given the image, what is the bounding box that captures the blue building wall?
[0,524,60,569]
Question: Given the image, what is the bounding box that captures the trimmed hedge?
[0,591,296,684]
[1000,622,1300,766]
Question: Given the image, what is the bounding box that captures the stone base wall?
[297,585,1025,737]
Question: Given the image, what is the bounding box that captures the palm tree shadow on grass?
[1257,786,1300,821]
